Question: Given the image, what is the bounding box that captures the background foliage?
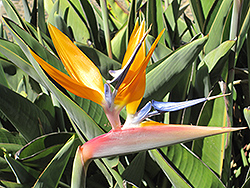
[0,0,249,187]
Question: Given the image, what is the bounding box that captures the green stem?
[100,0,112,59]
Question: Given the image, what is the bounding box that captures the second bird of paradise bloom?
[30,20,245,187]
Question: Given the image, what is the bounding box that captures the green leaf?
[67,0,102,50]
[145,35,208,102]
[111,26,127,62]
[2,0,28,31]
[236,5,250,61]
[149,149,192,188]
[0,63,9,87]
[34,94,57,131]
[0,84,52,141]
[204,0,233,54]
[243,107,250,129]
[193,90,231,176]
[157,144,226,188]
[37,0,48,35]
[21,0,31,22]
[16,133,73,170]
[0,128,26,145]
[0,180,31,188]
[146,35,172,63]
[122,152,146,187]
[55,0,90,44]
[106,0,129,29]
[33,135,75,188]
[197,39,235,86]
[200,40,235,72]
[147,0,166,45]
[4,153,39,185]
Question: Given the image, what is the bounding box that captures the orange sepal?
[30,50,105,106]
[48,24,104,96]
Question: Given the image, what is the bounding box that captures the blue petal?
[104,83,113,108]
[132,102,152,124]
[152,98,207,113]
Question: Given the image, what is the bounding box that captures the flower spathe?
[79,121,244,162]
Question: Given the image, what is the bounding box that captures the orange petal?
[48,24,104,96]
[122,20,145,68]
[30,50,105,106]
[115,29,165,114]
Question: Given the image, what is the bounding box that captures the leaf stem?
[100,0,113,59]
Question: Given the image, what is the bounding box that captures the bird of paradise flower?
[30,20,244,187]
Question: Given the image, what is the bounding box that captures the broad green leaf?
[190,0,217,32]
[145,35,208,102]
[204,0,233,54]
[111,26,127,62]
[146,35,172,63]
[0,128,26,145]
[0,39,44,88]
[34,93,57,131]
[193,93,230,176]
[0,84,52,141]
[106,0,129,29]
[0,144,23,159]
[56,0,90,44]
[168,65,193,124]
[189,0,205,32]
[243,107,250,128]
[199,0,216,18]
[0,23,8,39]
[37,0,48,35]
[16,133,72,159]
[199,40,235,72]
[67,0,102,50]
[73,97,111,133]
[44,0,54,14]
[149,149,192,188]
[159,144,226,188]
[4,153,39,185]
[33,135,75,188]
[147,0,166,45]
[2,0,28,31]
[102,159,124,188]
[1,18,66,75]
[0,63,9,87]
[163,0,181,47]
[203,0,223,34]
[122,152,146,187]
[21,0,31,22]
[197,40,235,86]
